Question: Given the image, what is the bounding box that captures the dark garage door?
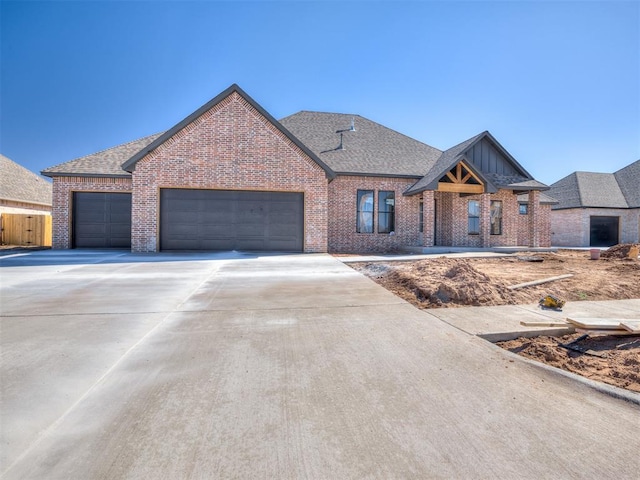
[73,192,132,248]
[590,216,619,247]
[160,189,304,252]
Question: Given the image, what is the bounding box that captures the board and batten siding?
[467,138,519,176]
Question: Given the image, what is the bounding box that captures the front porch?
[419,188,548,249]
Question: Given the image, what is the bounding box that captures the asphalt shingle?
[549,171,630,209]
[41,133,163,177]
[0,154,52,206]
[614,159,640,208]
[279,111,442,177]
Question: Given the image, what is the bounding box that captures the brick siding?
[50,176,132,249]
[517,202,552,247]
[551,207,640,246]
[130,91,328,252]
[327,176,421,253]
[432,189,550,248]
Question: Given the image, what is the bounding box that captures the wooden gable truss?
[437,161,484,194]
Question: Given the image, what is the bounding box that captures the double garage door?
[73,190,304,252]
[160,189,303,251]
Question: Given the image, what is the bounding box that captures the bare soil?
[349,247,640,393]
[498,334,640,393]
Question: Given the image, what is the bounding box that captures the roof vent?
[336,117,356,134]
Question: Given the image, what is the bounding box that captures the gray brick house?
[42,84,552,253]
[548,160,640,247]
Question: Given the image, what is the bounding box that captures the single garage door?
[73,192,132,248]
[160,189,304,252]
[590,216,619,247]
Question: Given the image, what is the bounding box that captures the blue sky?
[1,0,638,185]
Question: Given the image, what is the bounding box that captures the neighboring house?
[548,160,640,247]
[0,154,53,247]
[0,154,52,215]
[41,84,552,253]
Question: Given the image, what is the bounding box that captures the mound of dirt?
[601,243,639,259]
[350,250,640,308]
[381,259,518,308]
[498,334,640,393]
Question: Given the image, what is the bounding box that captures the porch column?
[422,190,435,247]
[480,193,491,248]
[528,190,541,247]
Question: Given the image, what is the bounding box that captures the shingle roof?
[279,111,443,177]
[501,179,549,190]
[614,159,640,208]
[123,85,335,179]
[0,154,52,205]
[403,131,546,196]
[41,133,163,177]
[548,170,631,209]
[516,192,558,205]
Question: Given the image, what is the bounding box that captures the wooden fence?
[0,213,52,247]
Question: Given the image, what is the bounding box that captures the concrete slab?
[429,300,640,341]
[1,251,639,479]
[427,305,576,341]
[338,251,510,263]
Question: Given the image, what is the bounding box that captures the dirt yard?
[349,246,640,393]
[497,334,640,393]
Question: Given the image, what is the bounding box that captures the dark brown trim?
[40,172,132,179]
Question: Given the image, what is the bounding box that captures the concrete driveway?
[1,250,638,479]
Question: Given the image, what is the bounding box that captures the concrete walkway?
[429,299,640,341]
[1,251,639,479]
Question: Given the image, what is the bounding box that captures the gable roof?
[39,85,545,193]
[41,133,162,178]
[548,161,638,210]
[279,111,443,177]
[1,154,52,205]
[404,131,545,196]
[403,132,492,195]
[122,84,335,179]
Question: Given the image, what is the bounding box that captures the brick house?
[42,84,552,253]
[548,160,640,247]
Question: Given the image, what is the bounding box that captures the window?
[491,200,503,235]
[468,200,480,235]
[378,191,395,233]
[419,201,424,233]
[519,204,528,215]
[356,190,374,233]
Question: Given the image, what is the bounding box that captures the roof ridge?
[283,110,443,154]
[442,131,487,152]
